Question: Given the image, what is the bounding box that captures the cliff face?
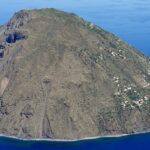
[0,9,150,139]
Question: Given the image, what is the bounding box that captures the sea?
[0,0,150,149]
[0,133,150,150]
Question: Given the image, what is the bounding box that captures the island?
[0,8,149,140]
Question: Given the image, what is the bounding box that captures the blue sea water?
[0,133,150,150]
[0,0,150,149]
[0,0,150,57]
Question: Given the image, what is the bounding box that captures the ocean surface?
[0,0,150,57]
[0,0,150,149]
[0,133,150,150]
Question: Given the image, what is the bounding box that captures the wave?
[0,131,150,142]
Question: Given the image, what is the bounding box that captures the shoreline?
[0,131,150,142]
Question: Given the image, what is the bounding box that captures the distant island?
[0,8,150,140]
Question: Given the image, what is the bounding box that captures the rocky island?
[0,9,150,140]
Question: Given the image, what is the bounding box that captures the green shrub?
[127,90,140,100]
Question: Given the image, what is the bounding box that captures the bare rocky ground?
[0,9,150,139]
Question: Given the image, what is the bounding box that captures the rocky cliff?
[0,9,150,139]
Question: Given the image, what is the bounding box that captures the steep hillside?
[0,9,150,139]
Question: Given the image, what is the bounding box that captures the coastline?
[0,131,150,142]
